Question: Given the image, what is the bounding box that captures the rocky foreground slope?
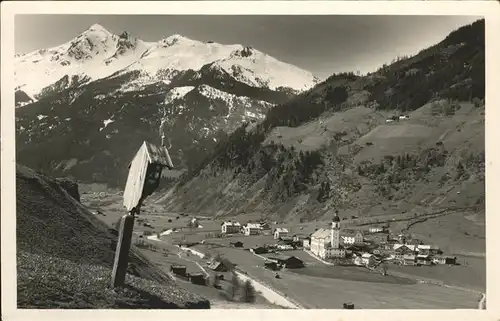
[16,165,209,308]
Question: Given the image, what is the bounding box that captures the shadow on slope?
[16,164,209,309]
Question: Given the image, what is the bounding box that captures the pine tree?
[317,183,325,202]
[240,280,256,303]
[456,161,465,180]
[227,272,240,301]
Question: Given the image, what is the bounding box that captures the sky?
[15,15,481,79]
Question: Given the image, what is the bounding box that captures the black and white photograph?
[1,1,499,317]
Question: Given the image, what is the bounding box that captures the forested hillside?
[160,19,485,223]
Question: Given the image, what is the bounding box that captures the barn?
[268,256,305,269]
[208,260,230,272]
[230,241,244,248]
[251,246,268,254]
[264,261,280,271]
[170,264,187,277]
[123,141,174,213]
[188,272,207,285]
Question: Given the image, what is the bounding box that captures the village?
[120,206,469,309]
[169,211,457,274]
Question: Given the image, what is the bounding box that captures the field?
[83,188,484,309]
[176,235,481,309]
[130,240,279,308]
[80,190,283,309]
[408,211,485,256]
[200,245,479,309]
[390,209,486,292]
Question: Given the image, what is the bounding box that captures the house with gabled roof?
[221,221,241,234]
[341,230,364,245]
[267,255,305,269]
[361,253,377,266]
[208,260,229,272]
[243,223,262,235]
[273,227,289,239]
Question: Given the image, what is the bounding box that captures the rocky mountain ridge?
[15,24,319,187]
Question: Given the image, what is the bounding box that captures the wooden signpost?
[111,211,136,288]
[111,141,174,288]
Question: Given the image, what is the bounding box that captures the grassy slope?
[16,165,209,308]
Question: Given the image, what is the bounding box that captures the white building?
[369,227,384,233]
[221,221,241,234]
[276,244,294,251]
[393,244,438,253]
[353,256,364,266]
[273,228,289,239]
[303,238,310,249]
[309,213,346,259]
[243,223,262,236]
[340,231,364,245]
[361,253,376,266]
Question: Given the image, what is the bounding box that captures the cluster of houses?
[220,220,290,239]
[386,115,410,123]
[304,212,456,268]
[386,243,456,266]
[219,214,457,270]
[385,115,410,123]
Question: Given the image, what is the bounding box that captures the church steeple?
[332,210,340,229]
[331,210,341,248]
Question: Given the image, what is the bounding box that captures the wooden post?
[111,213,135,288]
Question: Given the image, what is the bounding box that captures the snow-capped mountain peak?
[65,25,115,62]
[86,23,111,34]
[160,33,189,45]
[230,46,256,58]
[15,24,318,104]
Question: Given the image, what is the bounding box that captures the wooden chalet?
[433,256,457,265]
[416,254,432,265]
[188,272,206,285]
[230,241,244,248]
[251,246,268,254]
[170,264,187,277]
[268,256,305,269]
[208,260,229,272]
[402,254,417,265]
[264,261,280,271]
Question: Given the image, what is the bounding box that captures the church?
[309,212,346,259]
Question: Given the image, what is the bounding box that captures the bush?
[472,97,483,107]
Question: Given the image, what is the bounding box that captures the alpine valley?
[15,24,319,186]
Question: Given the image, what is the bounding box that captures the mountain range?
[15,24,319,186]
[160,19,485,228]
